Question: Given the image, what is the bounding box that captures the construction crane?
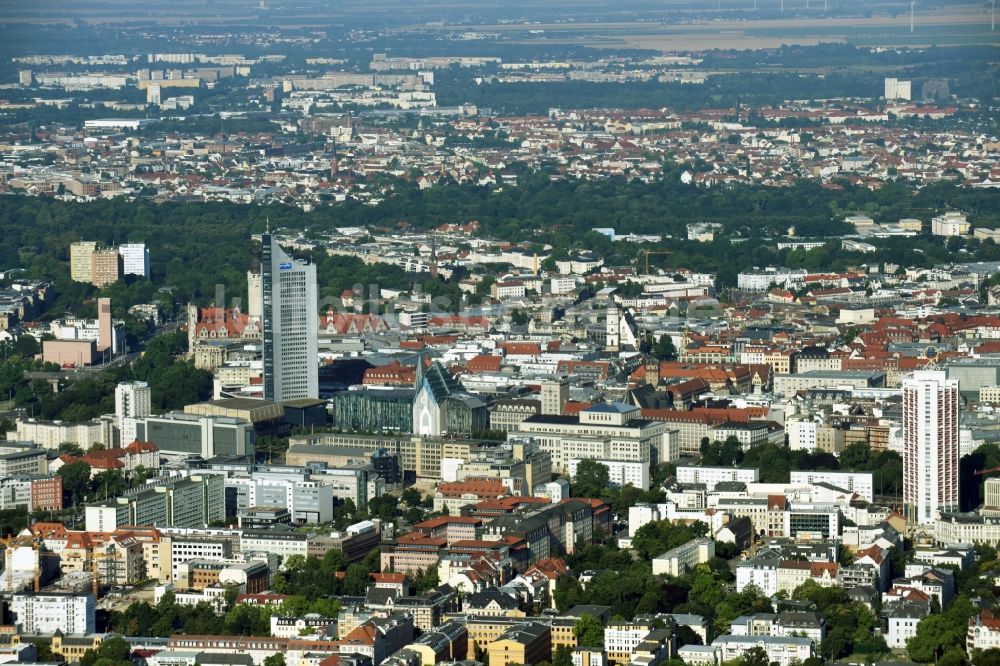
[0,535,56,593]
[31,540,60,593]
[0,536,14,592]
[91,548,113,599]
[975,466,1000,476]
[640,250,672,276]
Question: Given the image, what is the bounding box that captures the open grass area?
[420,3,1000,50]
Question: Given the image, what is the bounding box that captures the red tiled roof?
[413,516,483,528]
[437,480,510,498]
[526,557,569,580]
[810,562,840,577]
[500,342,541,356]
[465,355,503,373]
[341,623,376,647]
[975,611,1000,631]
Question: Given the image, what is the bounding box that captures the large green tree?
[631,520,708,560]
[573,459,610,498]
[907,596,976,663]
[572,614,605,648]
[57,461,92,505]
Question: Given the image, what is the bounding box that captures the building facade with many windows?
[10,593,95,634]
[262,233,318,402]
[903,371,959,524]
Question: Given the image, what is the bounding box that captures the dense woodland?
[2,174,999,316]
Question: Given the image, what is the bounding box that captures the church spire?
[414,350,425,389]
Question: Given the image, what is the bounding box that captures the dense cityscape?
[0,1,999,666]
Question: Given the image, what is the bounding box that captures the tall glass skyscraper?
[262,233,318,401]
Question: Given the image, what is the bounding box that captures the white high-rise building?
[884,77,912,101]
[262,234,318,401]
[903,370,960,524]
[10,593,95,634]
[116,381,152,445]
[119,243,151,278]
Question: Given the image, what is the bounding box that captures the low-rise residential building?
[887,601,930,649]
[710,635,813,666]
[969,610,1000,654]
[651,538,716,576]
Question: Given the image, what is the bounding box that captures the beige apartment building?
[69,241,97,283]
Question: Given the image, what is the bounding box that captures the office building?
[512,403,675,490]
[240,529,310,560]
[0,477,32,511]
[167,534,234,581]
[0,448,47,477]
[773,370,885,396]
[85,474,225,531]
[69,241,97,283]
[134,412,255,459]
[308,520,381,563]
[903,371,960,524]
[262,233,318,401]
[789,470,874,502]
[119,243,151,278]
[116,381,152,445]
[312,464,383,510]
[676,466,759,489]
[10,593,95,634]
[225,473,334,524]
